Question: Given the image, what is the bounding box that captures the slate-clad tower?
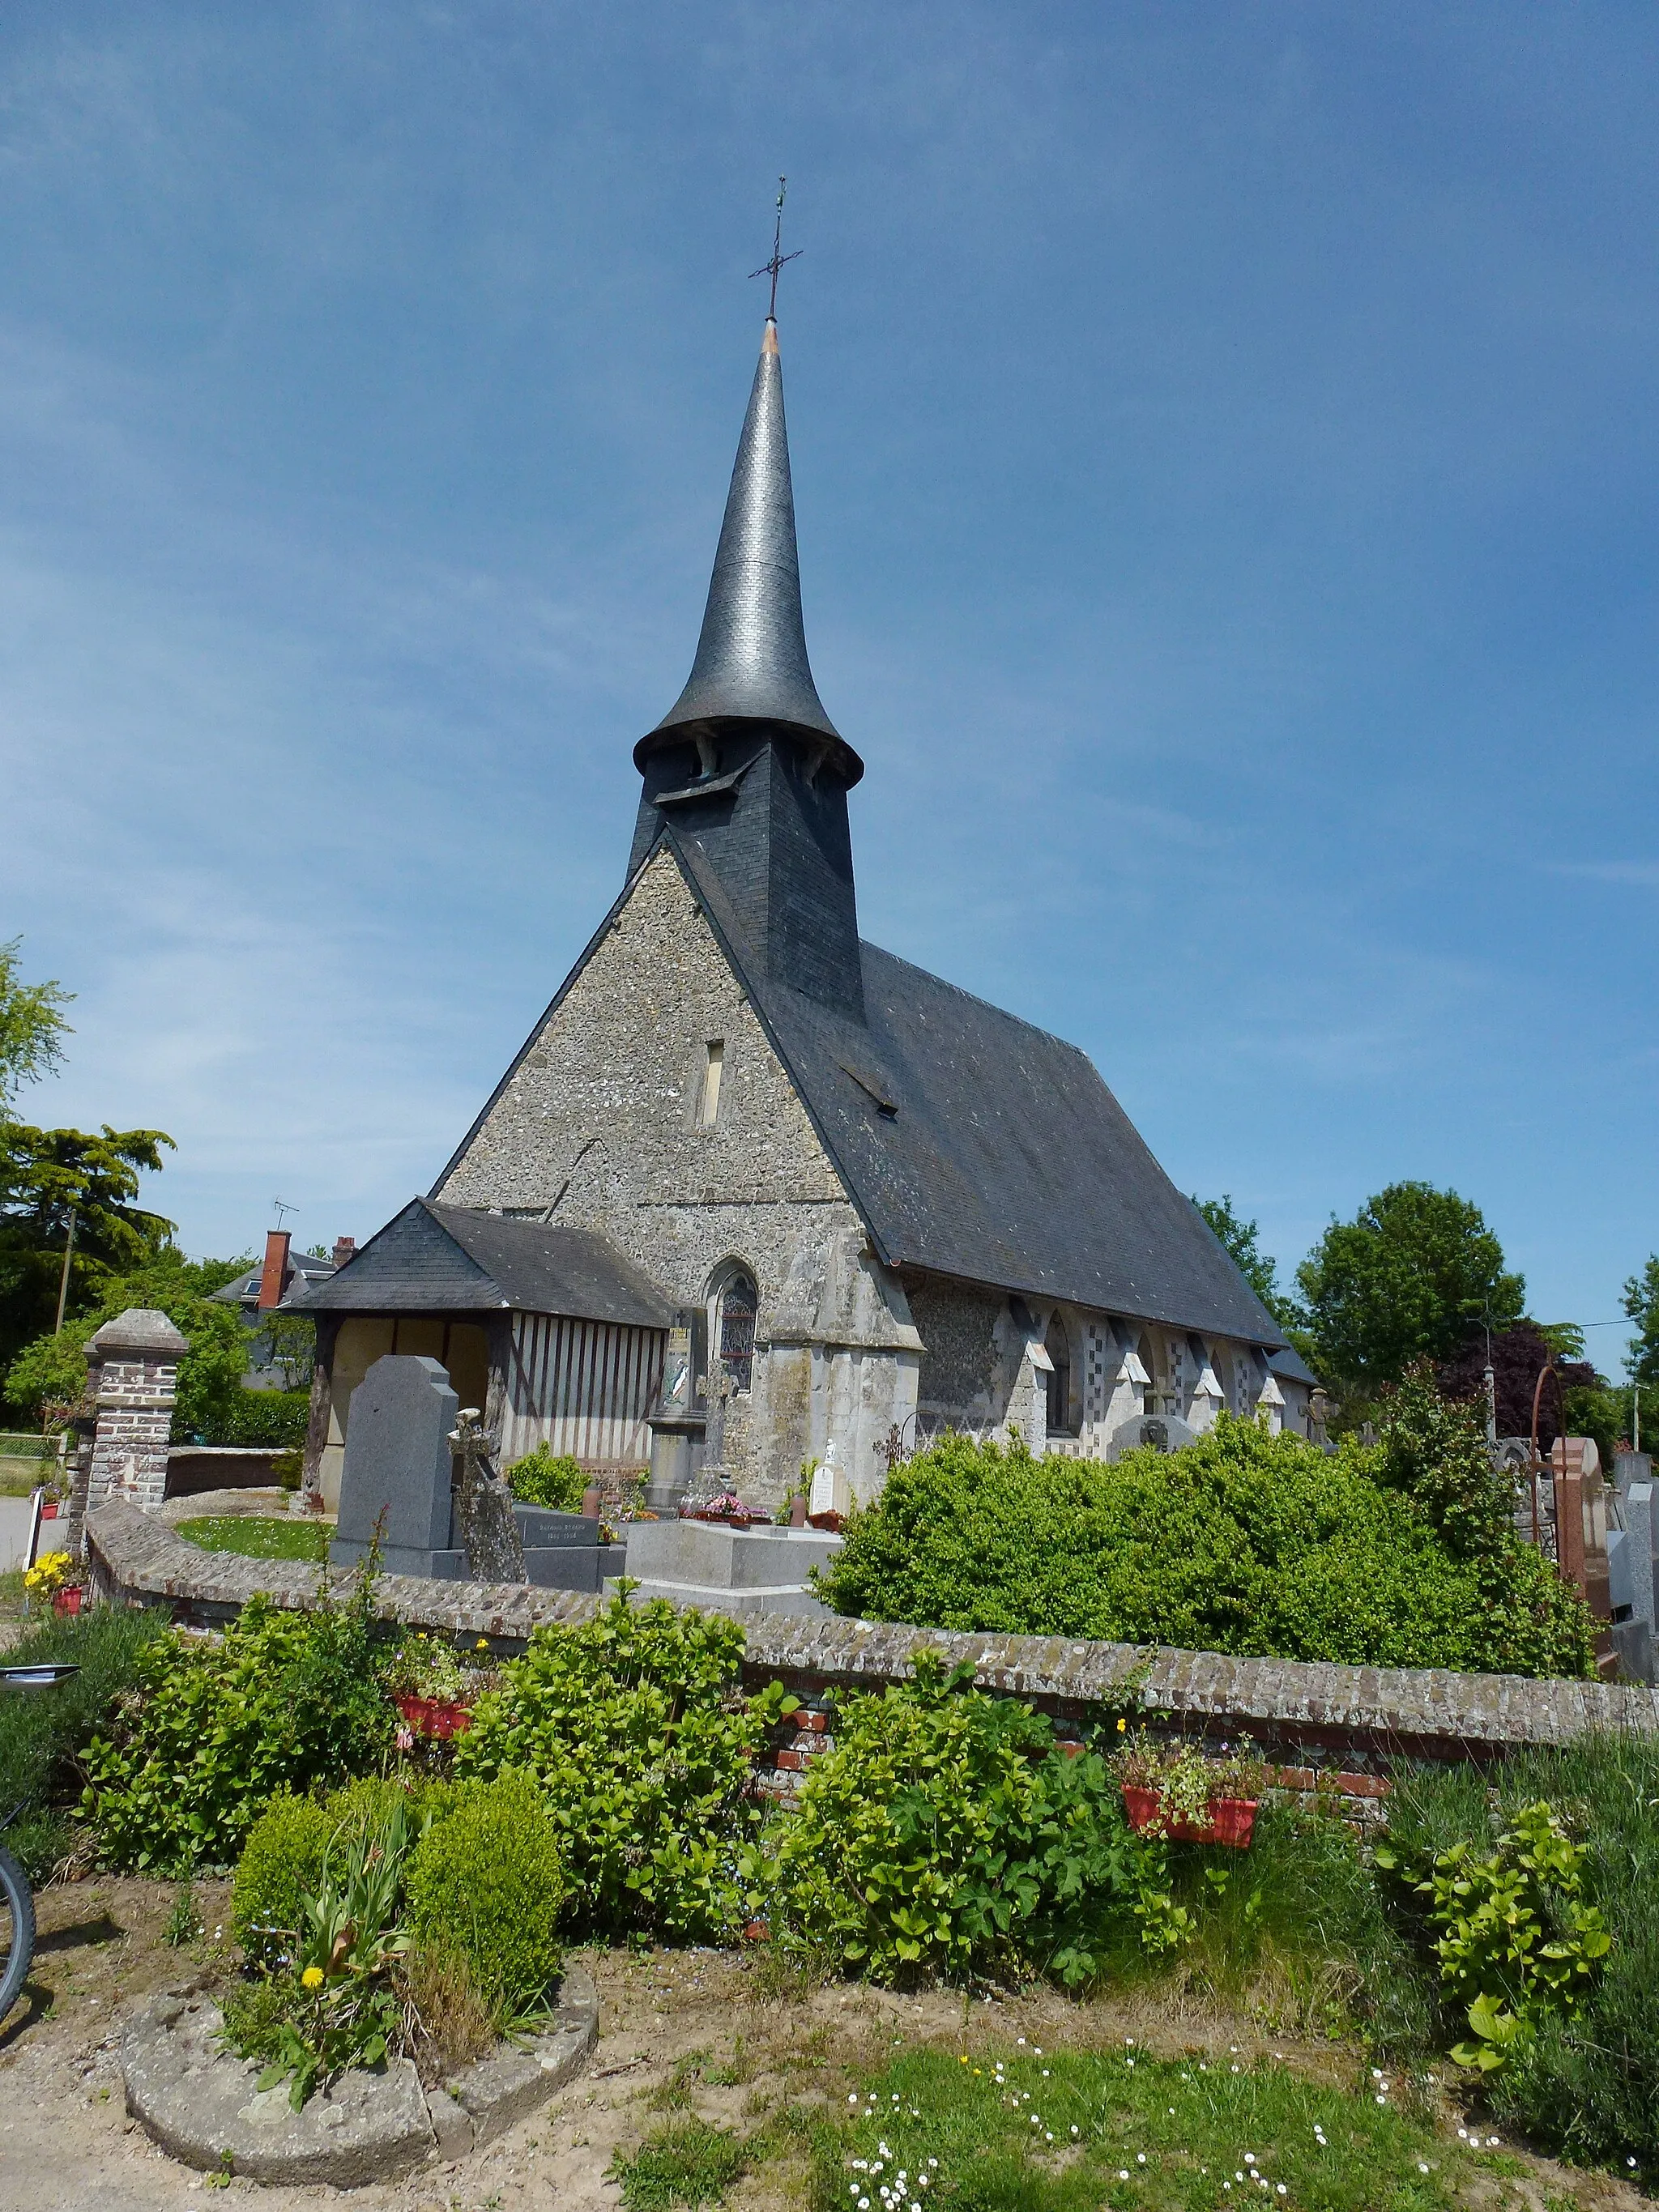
[627,318,868,1022]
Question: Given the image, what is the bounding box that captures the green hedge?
[819,1418,1593,1678]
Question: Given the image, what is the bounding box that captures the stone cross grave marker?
[331,1354,465,1579]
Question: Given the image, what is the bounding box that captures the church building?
[296,313,1313,1514]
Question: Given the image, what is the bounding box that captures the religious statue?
[448,1406,527,1584]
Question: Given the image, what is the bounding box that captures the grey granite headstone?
[331,1355,464,1579]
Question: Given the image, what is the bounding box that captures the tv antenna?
[272,1198,296,1230]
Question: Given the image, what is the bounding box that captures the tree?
[3,1250,254,1438]
[0,1123,177,1369]
[1295,1181,1525,1404]
[1192,1194,1293,1324]
[1623,1256,1659,1390]
[1436,1321,1598,1450]
[0,937,73,1110]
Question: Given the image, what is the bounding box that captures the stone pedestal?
[612,1516,842,1617]
[643,1412,706,1515]
[69,1309,190,1556]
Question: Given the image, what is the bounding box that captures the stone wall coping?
[84,1497,1659,1756]
[84,1307,190,1358]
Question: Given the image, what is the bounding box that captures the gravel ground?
[0,1877,1652,2212]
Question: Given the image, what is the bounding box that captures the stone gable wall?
[436,847,918,1507]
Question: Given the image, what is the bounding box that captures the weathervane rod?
[749,174,802,320]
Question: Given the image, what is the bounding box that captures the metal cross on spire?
[749,175,801,320]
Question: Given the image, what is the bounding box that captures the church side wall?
[434,848,916,1510]
[905,1269,1299,1463]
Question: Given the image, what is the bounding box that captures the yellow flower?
[301,1966,325,1990]
[1117,1717,1128,1732]
[476,1639,488,1650]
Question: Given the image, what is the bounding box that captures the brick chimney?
[332,1236,356,1269]
[256,1230,292,1314]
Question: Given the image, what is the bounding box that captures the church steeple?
[635,320,862,784]
[629,313,868,1025]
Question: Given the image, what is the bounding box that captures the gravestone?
[331,1356,465,1579]
[449,1408,527,1583]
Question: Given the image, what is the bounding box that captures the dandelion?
[1117,1717,1127,1732]
[476,1637,488,1650]
[301,1966,324,1990]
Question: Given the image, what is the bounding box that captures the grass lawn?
[173,1514,330,1563]
[616,2043,1516,2212]
[0,1456,47,1497]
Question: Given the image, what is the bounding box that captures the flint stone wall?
[433,847,920,1510]
[86,1498,1659,1790]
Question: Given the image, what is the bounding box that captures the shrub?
[232,1779,410,1968]
[766,1652,1178,1988]
[407,1771,567,2013]
[453,1591,770,1940]
[506,1443,587,1511]
[0,1605,165,1879]
[215,1389,312,1450]
[821,1422,1593,1679]
[83,1588,394,1873]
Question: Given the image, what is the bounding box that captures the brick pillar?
[67,1308,190,1551]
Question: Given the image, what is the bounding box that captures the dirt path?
[0,1879,1649,2212]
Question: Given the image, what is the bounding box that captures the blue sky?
[2,4,1654,1368]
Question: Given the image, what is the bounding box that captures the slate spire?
[639,320,861,782]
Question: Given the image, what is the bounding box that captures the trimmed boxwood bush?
[407,1771,567,2012]
[820,1417,1593,1679]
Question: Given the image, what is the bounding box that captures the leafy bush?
[821,1421,1593,1679]
[506,1443,587,1511]
[83,1588,394,1873]
[764,1653,1179,1988]
[215,1389,312,1449]
[1386,1737,1659,2181]
[407,1771,567,2013]
[453,1591,770,1940]
[232,1779,410,1968]
[0,1605,165,1880]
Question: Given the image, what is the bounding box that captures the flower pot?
[39,1501,59,1522]
[51,1586,84,1618]
[393,1690,473,1740]
[1121,1785,1258,1848]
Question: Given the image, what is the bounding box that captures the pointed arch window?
[1044,1314,1076,1436]
[718,1272,757,1395]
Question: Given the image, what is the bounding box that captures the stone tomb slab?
[331,1353,464,1579]
[614,1516,842,1616]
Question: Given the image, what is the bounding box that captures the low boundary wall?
[85,1499,1659,1806]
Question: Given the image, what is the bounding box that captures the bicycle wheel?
[0,1841,35,2026]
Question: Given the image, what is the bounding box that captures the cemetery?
[1,1298,1657,2206]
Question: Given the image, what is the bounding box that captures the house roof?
[287,1198,675,1330]
[213,1251,336,1306]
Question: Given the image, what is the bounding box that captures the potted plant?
[685,1487,766,1529]
[383,1632,478,1740]
[1114,1729,1265,1848]
[24,1549,83,1617]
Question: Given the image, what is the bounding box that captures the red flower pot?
[51,1586,84,1618]
[40,1501,59,1522]
[394,1690,473,1740]
[1121,1785,1258,1848]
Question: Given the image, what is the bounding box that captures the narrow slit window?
[698,1040,724,1128]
